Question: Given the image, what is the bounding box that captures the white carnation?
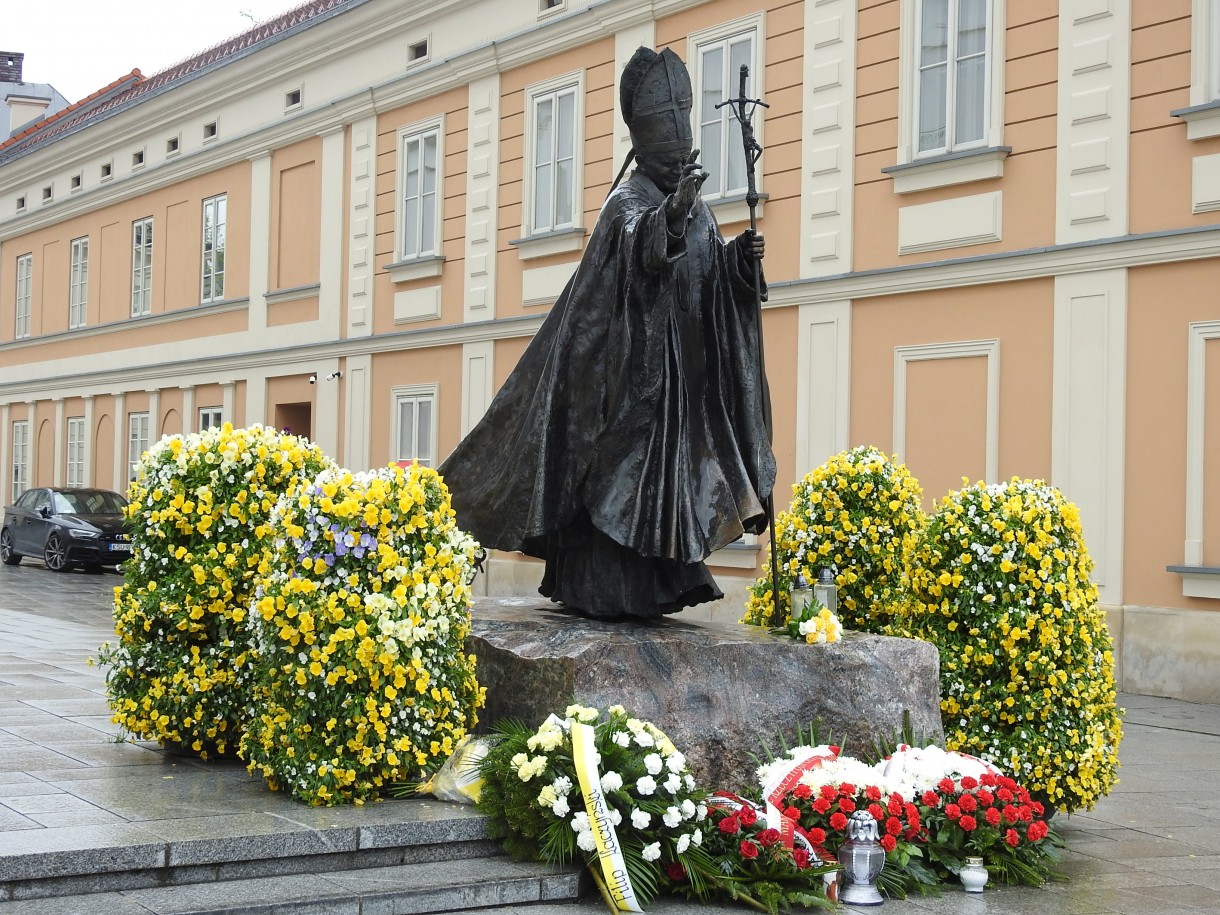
[642,842,661,862]
[631,808,652,829]
[676,834,691,854]
[636,776,657,796]
[663,806,682,828]
[576,829,597,852]
[644,753,664,775]
[600,770,623,793]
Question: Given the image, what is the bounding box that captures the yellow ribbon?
[571,721,643,913]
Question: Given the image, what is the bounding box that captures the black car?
[1,487,131,572]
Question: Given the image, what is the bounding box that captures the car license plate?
[109,543,132,552]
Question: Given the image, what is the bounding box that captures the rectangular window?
[393,389,436,467]
[128,412,150,481]
[15,253,32,339]
[399,127,440,259]
[696,29,757,200]
[199,407,223,431]
[67,417,85,487]
[11,420,29,502]
[132,217,153,317]
[915,0,989,155]
[201,194,227,303]
[69,236,89,329]
[530,85,578,233]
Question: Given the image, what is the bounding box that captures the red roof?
[0,0,359,163]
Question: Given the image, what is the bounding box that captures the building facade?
[0,0,1217,699]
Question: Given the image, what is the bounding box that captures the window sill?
[707,538,761,570]
[510,227,586,261]
[882,146,1011,194]
[707,193,766,226]
[1171,100,1220,141]
[1168,565,1220,599]
[265,283,321,305]
[385,255,445,283]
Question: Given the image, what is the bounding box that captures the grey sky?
[10,0,301,102]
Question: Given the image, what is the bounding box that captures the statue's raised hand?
[665,148,709,235]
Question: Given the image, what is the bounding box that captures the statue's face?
[635,142,694,194]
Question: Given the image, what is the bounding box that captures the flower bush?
[476,704,834,913]
[743,446,924,633]
[903,479,1122,813]
[99,424,333,757]
[242,463,484,805]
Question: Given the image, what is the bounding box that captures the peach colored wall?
[1127,3,1220,233]
[267,296,320,326]
[853,0,1058,271]
[35,410,52,486]
[850,278,1054,508]
[94,409,114,488]
[159,388,183,436]
[1126,261,1220,611]
[373,87,469,335]
[369,345,464,467]
[270,137,323,290]
[494,39,614,321]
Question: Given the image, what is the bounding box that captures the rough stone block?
[469,598,944,790]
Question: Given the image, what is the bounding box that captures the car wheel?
[44,534,72,572]
[0,529,20,566]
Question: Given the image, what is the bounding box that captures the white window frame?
[689,15,763,203]
[69,236,89,329]
[66,417,85,488]
[198,407,223,431]
[391,384,438,467]
[1177,0,1220,139]
[128,412,150,481]
[132,216,153,317]
[524,71,584,236]
[898,0,1005,166]
[201,194,227,304]
[11,420,29,502]
[397,116,444,261]
[15,253,32,339]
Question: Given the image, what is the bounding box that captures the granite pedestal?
[467,598,945,790]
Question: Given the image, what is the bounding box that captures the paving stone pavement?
[2,559,1219,913]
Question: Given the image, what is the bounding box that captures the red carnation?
[740,840,759,859]
[945,803,961,821]
[1005,828,1021,847]
[868,803,885,821]
[959,815,978,832]
[1031,801,1045,817]
[1027,820,1049,842]
[977,790,994,807]
[880,834,898,852]
[887,794,904,816]
[666,861,688,881]
[1003,805,1020,823]
[921,790,939,807]
[998,787,1015,803]
[793,848,811,870]
[865,786,882,802]
[739,806,758,827]
[794,783,812,800]
[985,807,1002,826]
[783,805,801,820]
[807,827,827,845]
[830,812,848,831]
[981,773,998,787]
[839,797,856,814]
[719,815,741,835]
[758,828,781,848]
[813,798,831,814]
[961,775,978,790]
[885,816,903,836]
[820,785,838,801]
[840,783,857,797]
[938,777,956,793]
[959,793,978,813]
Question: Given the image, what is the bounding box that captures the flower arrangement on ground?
[903,478,1122,813]
[477,704,835,913]
[242,463,484,805]
[743,446,924,633]
[761,742,1061,895]
[99,424,333,757]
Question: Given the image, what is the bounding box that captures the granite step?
[0,799,536,902]
[0,856,583,914]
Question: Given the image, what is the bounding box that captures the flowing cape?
[438,170,776,566]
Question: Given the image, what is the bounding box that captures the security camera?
[326,370,343,381]
[308,374,317,384]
